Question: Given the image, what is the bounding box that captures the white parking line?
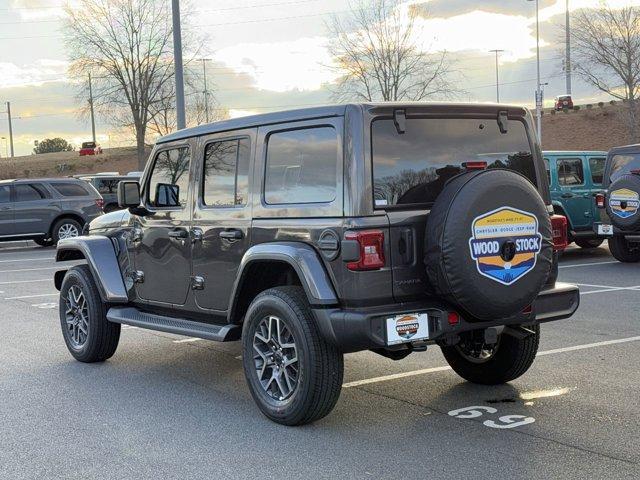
[172,337,203,344]
[0,279,51,285]
[342,335,640,388]
[4,293,58,300]
[0,257,55,263]
[0,267,60,273]
[559,260,619,269]
[581,286,640,295]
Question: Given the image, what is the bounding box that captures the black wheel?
[59,265,120,362]
[575,238,604,249]
[33,237,54,247]
[608,235,640,262]
[52,218,82,244]
[441,325,540,385]
[242,286,343,426]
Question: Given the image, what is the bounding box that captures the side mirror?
[155,183,180,207]
[117,181,141,208]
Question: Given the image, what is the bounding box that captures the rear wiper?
[393,109,406,134]
[497,110,508,134]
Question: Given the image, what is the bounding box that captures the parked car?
[543,151,607,248]
[594,144,640,262]
[54,103,578,425]
[79,141,103,156]
[555,94,574,110]
[79,174,141,213]
[0,178,103,246]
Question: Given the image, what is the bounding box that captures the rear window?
[95,178,124,194]
[264,126,337,205]
[610,154,640,182]
[372,117,536,207]
[52,182,91,197]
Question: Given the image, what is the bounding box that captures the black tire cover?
[606,174,640,230]
[424,169,553,321]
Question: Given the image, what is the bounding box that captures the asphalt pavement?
[0,240,638,479]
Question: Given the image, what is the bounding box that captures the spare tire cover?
[606,174,640,230]
[425,169,552,321]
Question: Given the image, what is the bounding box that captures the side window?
[558,158,584,186]
[52,183,90,197]
[0,185,9,203]
[202,138,250,207]
[265,126,338,205]
[15,184,48,201]
[147,147,191,208]
[543,158,551,185]
[589,157,605,185]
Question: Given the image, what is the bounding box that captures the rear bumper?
[313,282,580,353]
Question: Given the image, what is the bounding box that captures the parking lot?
[0,241,638,479]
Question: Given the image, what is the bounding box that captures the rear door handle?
[561,193,574,198]
[0,206,10,211]
[219,229,243,240]
[168,228,189,239]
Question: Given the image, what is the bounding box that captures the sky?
[0,0,638,156]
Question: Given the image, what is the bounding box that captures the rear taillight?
[463,161,487,170]
[447,311,460,326]
[345,230,385,271]
[550,214,568,251]
[595,193,606,209]
[630,169,640,176]
[95,198,105,210]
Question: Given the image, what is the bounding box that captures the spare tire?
[606,174,640,231]
[425,169,552,321]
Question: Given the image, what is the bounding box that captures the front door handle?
[561,193,574,198]
[0,206,10,211]
[219,229,243,240]
[168,228,189,239]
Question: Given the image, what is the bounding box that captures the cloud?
[0,59,69,88]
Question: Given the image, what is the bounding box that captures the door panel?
[12,183,59,235]
[133,145,193,306]
[191,131,254,311]
[557,157,592,230]
[0,185,13,236]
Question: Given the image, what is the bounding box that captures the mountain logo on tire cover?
[469,207,542,286]
[609,188,640,218]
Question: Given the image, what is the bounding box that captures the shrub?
[573,105,581,111]
[550,109,556,115]
[610,100,616,105]
[598,102,604,108]
[586,104,593,109]
[563,107,570,113]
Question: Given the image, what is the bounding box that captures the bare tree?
[65,0,179,169]
[569,4,640,141]
[327,0,456,102]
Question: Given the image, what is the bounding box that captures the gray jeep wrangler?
[54,103,579,425]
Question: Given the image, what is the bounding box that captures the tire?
[33,237,54,247]
[52,218,82,244]
[608,235,640,263]
[242,286,343,426]
[441,325,540,385]
[59,265,120,362]
[575,238,604,249]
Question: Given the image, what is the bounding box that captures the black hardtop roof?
[157,102,529,144]
[608,144,640,157]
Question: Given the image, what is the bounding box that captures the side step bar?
[106,306,241,342]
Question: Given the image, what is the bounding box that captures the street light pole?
[6,102,14,158]
[528,0,542,142]
[201,58,210,124]
[172,0,186,130]
[88,73,96,144]
[489,49,505,103]
[565,0,572,94]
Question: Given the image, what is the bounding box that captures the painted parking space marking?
[173,337,203,344]
[447,406,535,430]
[343,336,640,388]
[0,257,55,263]
[0,279,52,285]
[32,302,57,309]
[559,260,619,269]
[0,267,60,274]
[581,286,640,295]
[4,293,58,300]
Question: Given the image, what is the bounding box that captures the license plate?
[386,313,429,345]
[597,224,613,236]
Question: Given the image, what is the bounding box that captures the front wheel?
[575,238,603,249]
[242,286,343,426]
[608,235,640,262]
[441,325,540,385]
[52,218,82,244]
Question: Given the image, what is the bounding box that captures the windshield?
[372,117,536,208]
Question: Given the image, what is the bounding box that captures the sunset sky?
[0,0,638,156]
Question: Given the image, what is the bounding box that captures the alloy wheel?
[252,315,299,401]
[58,223,79,240]
[455,336,501,364]
[64,285,89,348]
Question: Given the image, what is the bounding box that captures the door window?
[0,185,9,203]
[202,138,250,207]
[264,126,338,204]
[147,147,191,208]
[557,158,584,186]
[15,184,48,201]
[588,157,605,185]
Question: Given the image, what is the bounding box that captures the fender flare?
[55,236,128,303]
[229,242,338,320]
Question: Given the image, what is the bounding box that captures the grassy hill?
[0,147,148,180]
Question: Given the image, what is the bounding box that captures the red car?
[555,94,574,111]
[79,141,103,156]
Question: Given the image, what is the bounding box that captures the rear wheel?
[52,218,82,244]
[59,265,120,362]
[608,235,640,263]
[242,286,343,426]
[441,325,540,385]
[575,238,603,249]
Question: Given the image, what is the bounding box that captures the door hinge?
[130,270,144,284]
[191,276,205,290]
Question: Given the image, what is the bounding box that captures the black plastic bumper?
[313,282,580,353]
